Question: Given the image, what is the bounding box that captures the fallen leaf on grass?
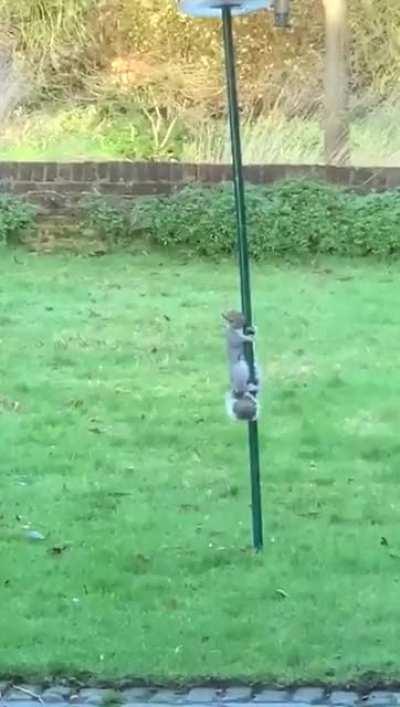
[49,545,69,556]
[275,588,288,599]
[88,248,108,257]
[297,511,320,518]
[135,553,150,563]
[106,491,132,498]
[68,399,85,409]
[0,395,21,413]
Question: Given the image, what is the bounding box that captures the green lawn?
[1,251,400,684]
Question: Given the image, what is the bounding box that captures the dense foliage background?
[0,0,399,163]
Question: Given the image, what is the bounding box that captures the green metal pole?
[221,6,263,551]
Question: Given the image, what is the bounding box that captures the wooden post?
[322,0,350,165]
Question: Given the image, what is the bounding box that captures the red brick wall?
[0,161,397,213]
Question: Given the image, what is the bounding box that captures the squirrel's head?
[222,310,246,329]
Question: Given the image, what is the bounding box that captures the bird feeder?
[180,0,291,25]
[180,0,269,17]
[179,0,291,551]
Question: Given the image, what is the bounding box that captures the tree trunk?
[322,0,350,165]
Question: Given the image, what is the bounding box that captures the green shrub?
[131,184,237,256]
[82,196,134,246]
[345,191,400,256]
[129,180,350,258]
[80,179,400,259]
[0,195,37,246]
[248,180,347,257]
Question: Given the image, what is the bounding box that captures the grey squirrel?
[223,309,261,422]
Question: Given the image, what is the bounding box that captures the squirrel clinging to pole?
[222,309,261,422]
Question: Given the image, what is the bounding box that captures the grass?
[1,250,400,684]
[183,107,400,166]
[3,102,400,165]
[0,104,181,162]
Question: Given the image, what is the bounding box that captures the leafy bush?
[125,181,348,258]
[247,180,347,257]
[9,178,400,259]
[0,195,37,246]
[131,185,237,256]
[345,192,400,256]
[125,180,400,259]
[82,197,134,246]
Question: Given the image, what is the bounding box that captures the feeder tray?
[179,0,271,18]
